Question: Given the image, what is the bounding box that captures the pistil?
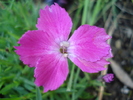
[59,41,70,57]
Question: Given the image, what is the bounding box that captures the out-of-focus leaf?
[36,87,42,100]
[14,86,28,95]
[110,59,133,88]
[0,83,17,95]
[0,81,4,88]
[24,84,34,91]
[0,98,21,100]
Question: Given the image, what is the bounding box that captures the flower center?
[59,41,69,57]
[60,47,67,54]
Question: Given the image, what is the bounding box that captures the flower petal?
[68,25,112,62]
[34,54,69,92]
[69,55,109,73]
[36,3,72,42]
[14,30,59,67]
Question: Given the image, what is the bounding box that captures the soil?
[103,0,133,100]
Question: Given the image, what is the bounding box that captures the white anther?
[60,41,70,47]
[63,53,68,57]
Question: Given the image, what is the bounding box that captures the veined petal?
[34,54,69,92]
[36,3,72,42]
[68,25,112,62]
[14,30,59,67]
[69,55,109,73]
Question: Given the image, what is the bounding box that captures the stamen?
[59,41,69,57]
[63,54,68,57]
[60,41,70,47]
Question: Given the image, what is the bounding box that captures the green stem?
[90,0,102,25]
[9,0,15,9]
[36,87,42,100]
[81,0,89,25]
[72,68,80,100]
[67,63,75,91]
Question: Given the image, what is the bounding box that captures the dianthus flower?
[102,74,114,83]
[14,3,112,92]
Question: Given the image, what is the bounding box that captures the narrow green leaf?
[0,83,17,95]
[36,87,42,100]
[67,64,75,91]
[0,98,21,100]
[82,0,89,25]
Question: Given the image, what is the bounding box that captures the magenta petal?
[68,25,112,62]
[34,54,69,92]
[14,30,58,67]
[69,55,109,73]
[36,3,72,41]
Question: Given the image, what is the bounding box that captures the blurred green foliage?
[0,0,117,100]
[0,0,39,99]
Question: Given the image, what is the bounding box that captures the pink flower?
[14,3,112,92]
[102,74,114,83]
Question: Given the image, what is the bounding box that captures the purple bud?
[102,74,114,83]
